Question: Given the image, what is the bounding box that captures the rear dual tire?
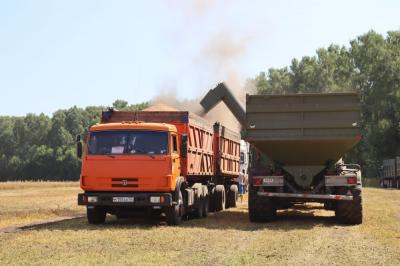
[227,184,238,208]
[202,193,209,217]
[194,194,210,218]
[215,185,226,212]
[194,195,204,218]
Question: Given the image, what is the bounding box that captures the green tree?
[0,100,148,181]
[112,99,129,109]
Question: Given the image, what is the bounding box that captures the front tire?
[166,191,183,225]
[87,206,106,224]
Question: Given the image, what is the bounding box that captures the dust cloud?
[147,1,256,131]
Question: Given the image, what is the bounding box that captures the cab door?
[171,134,181,180]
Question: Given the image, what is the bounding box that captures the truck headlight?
[87,196,98,203]
[150,196,161,203]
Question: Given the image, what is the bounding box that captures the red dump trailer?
[77,110,241,224]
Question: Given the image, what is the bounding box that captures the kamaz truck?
[76,109,241,225]
[201,83,363,224]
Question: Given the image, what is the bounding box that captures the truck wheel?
[228,184,238,208]
[203,194,209,217]
[194,196,204,218]
[192,183,204,218]
[87,206,106,224]
[335,188,363,225]
[201,185,209,217]
[209,187,216,212]
[215,185,225,212]
[248,186,276,223]
[225,187,230,209]
[166,191,183,225]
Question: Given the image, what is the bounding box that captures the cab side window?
[172,135,178,154]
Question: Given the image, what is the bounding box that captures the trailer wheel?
[202,185,209,217]
[87,206,106,224]
[192,183,204,218]
[194,195,204,218]
[228,184,238,208]
[203,194,209,217]
[225,186,230,209]
[209,187,216,212]
[335,188,363,225]
[248,186,276,223]
[215,185,225,212]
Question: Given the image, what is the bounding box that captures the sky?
[0,0,399,116]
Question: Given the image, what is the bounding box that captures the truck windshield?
[88,131,168,155]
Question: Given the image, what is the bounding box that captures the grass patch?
[0,181,79,190]
[0,182,82,228]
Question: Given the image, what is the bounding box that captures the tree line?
[251,30,400,177]
[0,30,399,180]
[0,101,148,181]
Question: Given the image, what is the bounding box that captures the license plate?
[263,177,274,184]
[112,197,134,203]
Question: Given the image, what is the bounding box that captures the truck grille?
[111,178,138,188]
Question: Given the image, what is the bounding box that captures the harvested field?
[0,182,82,229]
[0,183,399,265]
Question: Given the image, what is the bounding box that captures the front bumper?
[78,192,173,207]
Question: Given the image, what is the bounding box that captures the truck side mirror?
[181,134,188,158]
[76,134,82,159]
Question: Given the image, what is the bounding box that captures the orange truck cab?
[77,109,241,225]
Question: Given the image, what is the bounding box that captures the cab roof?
[90,122,177,132]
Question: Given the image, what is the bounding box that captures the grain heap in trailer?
[77,109,241,225]
[201,83,363,225]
